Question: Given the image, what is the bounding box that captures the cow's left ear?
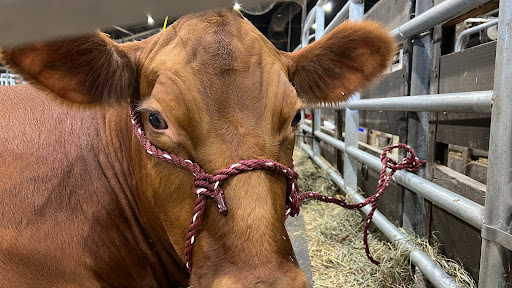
[0,32,140,104]
[284,21,395,104]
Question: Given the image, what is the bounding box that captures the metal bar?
[300,124,312,134]
[300,143,459,288]
[311,6,325,156]
[323,2,350,35]
[479,0,512,286]
[403,0,434,238]
[392,0,493,42]
[314,130,346,152]
[345,146,484,230]
[115,28,161,43]
[342,91,493,113]
[455,18,499,51]
[302,6,317,46]
[112,25,134,36]
[343,0,364,202]
[309,128,485,229]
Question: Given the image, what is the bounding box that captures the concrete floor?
[285,213,314,287]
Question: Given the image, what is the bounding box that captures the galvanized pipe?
[455,19,499,51]
[345,90,494,113]
[478,0,512,286]
[304,127,485,230]
[300,124,313,134]
[314,130,346,152]
[115,28,161,43]
[311,6,325,156]
[323,2,350,35]
[342,0,364,214]
[392,0,493,41]
[300,143,459,288]
[345,146,485,230]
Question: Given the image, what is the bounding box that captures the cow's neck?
[91,105,187,287]
[97,105,189,287]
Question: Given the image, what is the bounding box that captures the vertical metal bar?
[335,110,344,170]
[403,0,433,238]
[312,5,325,156]
[343,0,364,192]
[479,1,512,287]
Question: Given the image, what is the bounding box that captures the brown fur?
[0,9,394,288]
[285,21,396,103]
[0,34,138,104]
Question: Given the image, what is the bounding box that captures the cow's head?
[1,9,394,288]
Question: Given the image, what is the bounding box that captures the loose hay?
[294,149,476,288]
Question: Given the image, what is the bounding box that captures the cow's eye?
[148,112,168,129]
[291,111,302,127]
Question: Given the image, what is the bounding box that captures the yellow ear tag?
[163,16,168,31]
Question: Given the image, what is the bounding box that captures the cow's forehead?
[138,9,294,111]
[158,9,285,71]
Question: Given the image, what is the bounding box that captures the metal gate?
[298,0,511,287]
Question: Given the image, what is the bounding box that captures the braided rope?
[129,105,425,272]
[292,143,425,264]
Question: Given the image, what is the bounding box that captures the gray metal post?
[343,0,364,194]
[311,5,325,156]
[478,1,512,287]
[403,0,433,238]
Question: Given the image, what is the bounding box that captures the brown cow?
[0,9,394,288]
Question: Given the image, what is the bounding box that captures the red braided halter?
[129,105,424,272]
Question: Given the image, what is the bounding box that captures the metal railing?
[455,18,499,51]
[298,0,511,287]
[0,73,23,86]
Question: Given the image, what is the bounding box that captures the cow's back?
[0,85,159,287]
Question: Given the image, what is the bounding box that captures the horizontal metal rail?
[323,2,350,35]
[301,124,313,134]
[346,90,493,113]
[300,143,460,288]
[455,19,499,51]
[300,126,485,230]
[314,130,346,152]
[308,90,493,113]
[347,146,485,230]
[392,0,493,41]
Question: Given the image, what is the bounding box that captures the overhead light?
[233,3,241,10]
[147,15,155,25]
[322,2,332,12]
[312,23,317,30]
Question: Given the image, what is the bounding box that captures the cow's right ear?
[0,32,141,104]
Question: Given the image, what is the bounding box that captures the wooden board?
[430,206,482,282]
[433,164,486,205]
[431,165,486,282]
[439,41,496,93]
[436,41,495,151]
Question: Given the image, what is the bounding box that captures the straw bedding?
[293,150,476,288]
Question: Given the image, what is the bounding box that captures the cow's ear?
[284,21,395,104]
[0,32,139,104]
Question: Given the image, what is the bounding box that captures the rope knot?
[381,143,425,173]
[194,173,228,216]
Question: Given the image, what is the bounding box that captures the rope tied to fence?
[130,104,425,272]
[292,143,425,264]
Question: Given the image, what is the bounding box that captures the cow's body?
[0,85,186,287]
[0,9,394,288]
